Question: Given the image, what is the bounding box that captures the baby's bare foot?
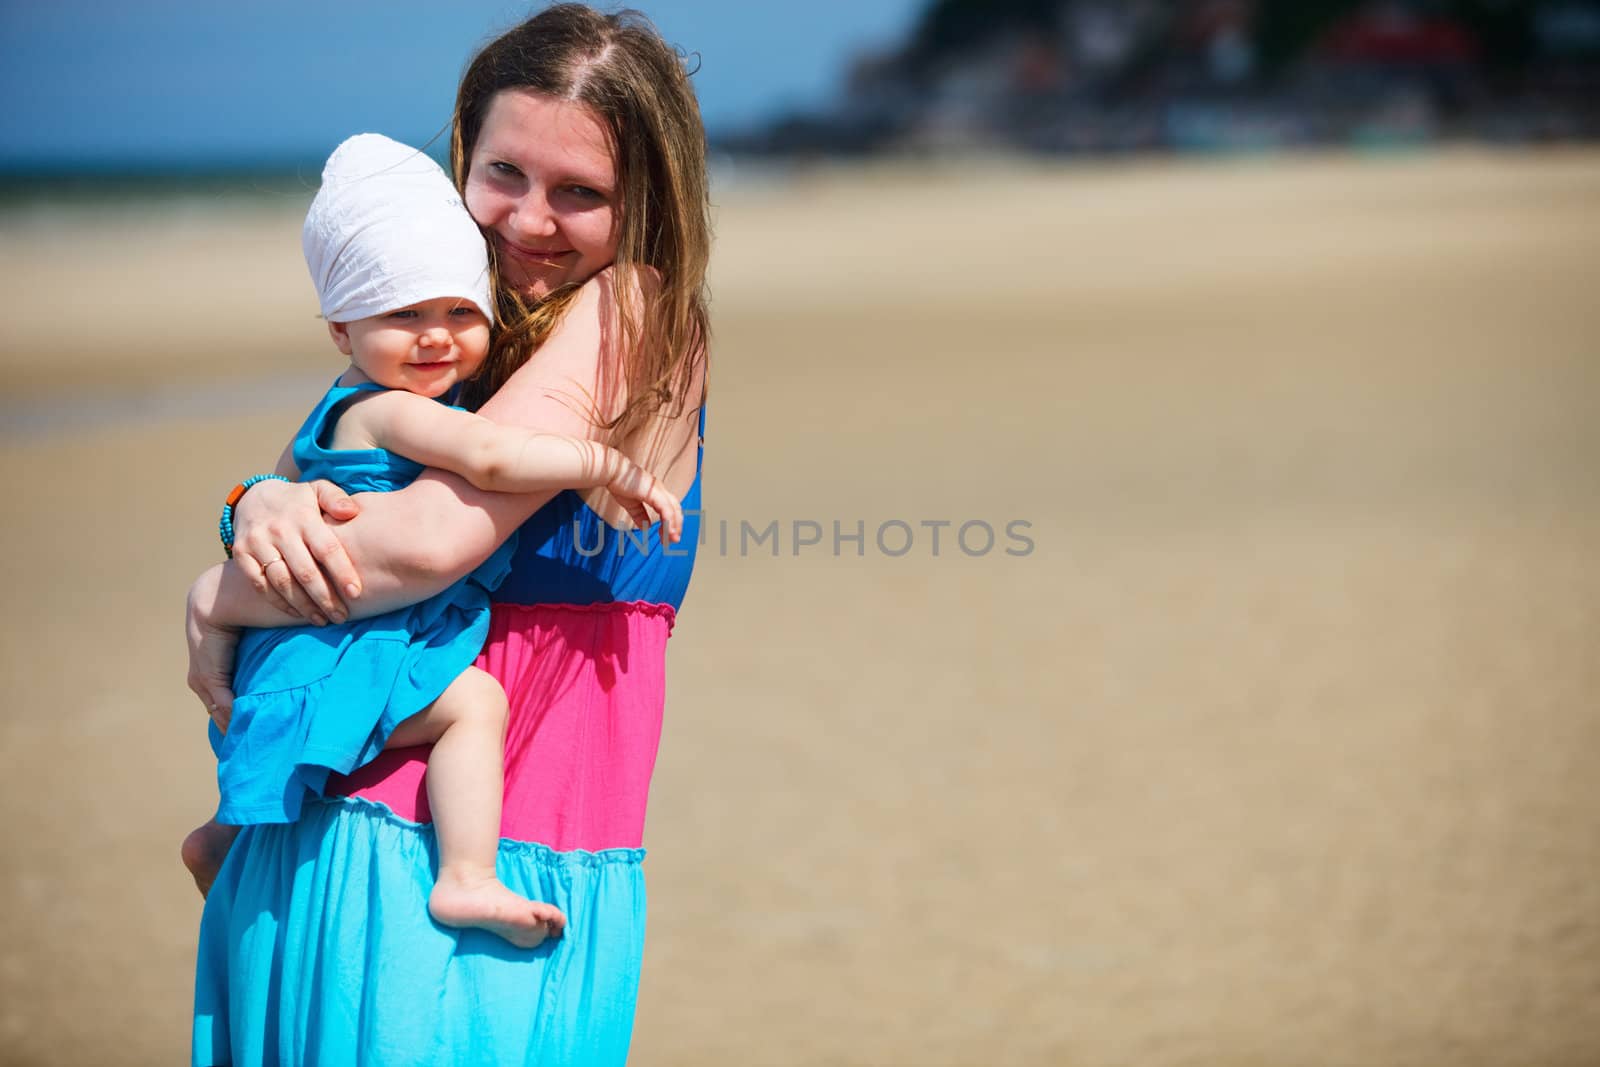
[181,819,239,898]
[429,870,566,949]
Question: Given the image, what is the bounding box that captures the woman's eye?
[565,184,601,200]
[489,161,521,178]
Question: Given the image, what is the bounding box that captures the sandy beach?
[2,148,1598,1065]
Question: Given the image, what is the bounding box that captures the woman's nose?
[509,192,558,239]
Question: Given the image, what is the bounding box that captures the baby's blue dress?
[210,380,515,826]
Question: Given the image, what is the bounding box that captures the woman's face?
[464,91,620,302]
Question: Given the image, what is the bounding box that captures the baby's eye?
[387,309,418,320]
[448,306,478,317]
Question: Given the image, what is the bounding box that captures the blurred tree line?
[724,0,1597,155]
[902,0,1538,78]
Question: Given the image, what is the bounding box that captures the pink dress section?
[328,600,675,853]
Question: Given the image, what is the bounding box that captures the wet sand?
[2,148,1598,1065]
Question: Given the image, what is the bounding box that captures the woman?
[185,6,710,1064]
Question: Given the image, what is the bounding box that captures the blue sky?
[0,0,924,169]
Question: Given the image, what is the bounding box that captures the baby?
[182,134,681,948]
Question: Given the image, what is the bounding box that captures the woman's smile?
[499,237,575,263]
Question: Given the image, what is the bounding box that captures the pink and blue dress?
[192,381,705,1067]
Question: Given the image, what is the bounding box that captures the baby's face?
[330,297,491,398]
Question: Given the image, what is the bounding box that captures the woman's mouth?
[500,238,574,264]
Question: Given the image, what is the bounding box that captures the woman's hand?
[186,572,241,732]
[231,478,363,623]
[605,460,684,545]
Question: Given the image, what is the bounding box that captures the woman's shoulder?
[478,274,633,443]
[482,263,703,466]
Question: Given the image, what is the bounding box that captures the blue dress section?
[194,797,646,1067]
[209,380,516,825]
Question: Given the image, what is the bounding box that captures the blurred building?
[722,0,1600,156]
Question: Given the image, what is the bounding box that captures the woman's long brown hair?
[452,4,710,438]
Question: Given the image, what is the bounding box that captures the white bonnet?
[302,133,494,323]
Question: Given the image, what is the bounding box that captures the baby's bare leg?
[181,818,239,898]
[386,667,565,948]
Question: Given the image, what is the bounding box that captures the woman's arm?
[221,270,626,623]
[186,560,314,728]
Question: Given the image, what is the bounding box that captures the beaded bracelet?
[219,474,290,558]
